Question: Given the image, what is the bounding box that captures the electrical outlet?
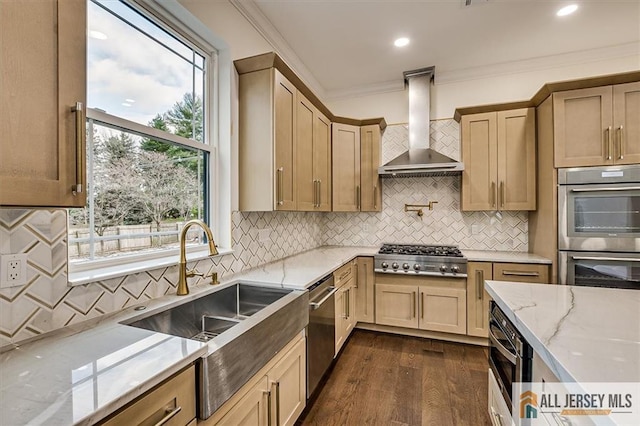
[0,254,28,288]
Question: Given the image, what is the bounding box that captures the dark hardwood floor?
[299,330,492,426]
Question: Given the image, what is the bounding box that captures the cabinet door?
[295,92,315,211]
[360,124,382,212]
[355,257,375,324]
[375,283,419,329]
[1,0,86,207]
[332,123,361,211]
[268,336,306,426]
[466,262,493,338]
[553,86,614,167]
[313,111,332,211]
[613,81,640,165]
[493,262,550,284]
[488,369,512,426]
[418,286,467,335]
[461,112,498,211]
[216,376,269,426]
[497,108,536,211]
[334,285,346,355]
[274,70,296,210]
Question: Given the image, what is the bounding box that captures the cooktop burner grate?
[378,244,463,257]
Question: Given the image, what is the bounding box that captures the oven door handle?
[571,256,640,262]
[570,186,640,193]
[489,327,518,364]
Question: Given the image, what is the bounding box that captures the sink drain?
[191,331,219,342]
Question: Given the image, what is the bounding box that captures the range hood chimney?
[378,67,464,178]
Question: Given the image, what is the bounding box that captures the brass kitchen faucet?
[176,219,219,296]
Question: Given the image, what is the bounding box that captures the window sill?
[67,247,233,287]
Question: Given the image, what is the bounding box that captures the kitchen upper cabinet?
[296,92,331,211]
[461,108,536,211]
[355,257,375,324]
[375,274,467,335]
[359,125,382,212]
[554,82,640,167]
[1,0,87,207]
[332,123,361,211]
[274,71,297,210]
[332,123,383,212]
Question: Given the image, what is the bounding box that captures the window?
[69,0,215,267]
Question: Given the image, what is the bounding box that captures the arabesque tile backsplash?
[0,119,528,347]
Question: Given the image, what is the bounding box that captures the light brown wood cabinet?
[295,92,331,211]
[1,0,87,207]
[375,274,467,335]
[334,260,356,355]
[239,69,333,212]
[488,369,512,426]
[461,108,536,211]
[355,257,375,324]
[467,261,550,338]
[100,365,196,426]
[553,82,640,167]
[332,123,383,212]
[202,332,306,426]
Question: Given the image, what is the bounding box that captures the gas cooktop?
[375,244,467,277]
[377,244,464,258]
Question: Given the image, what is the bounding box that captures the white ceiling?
[233,0,640,99]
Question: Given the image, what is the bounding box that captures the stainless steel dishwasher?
[307,274,337,398]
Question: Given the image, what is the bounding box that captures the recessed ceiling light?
[89,30,108,40]
[394,37,410,48]
[122,102,132,107]
[556,4,578,16]
[125,99,136,103]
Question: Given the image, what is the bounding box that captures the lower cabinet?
[202,332,306,426]
[492,262,550,284]
[100,365,196,426]
[375,274,467,335]
[335,260,356,356]
[488,369,514,426]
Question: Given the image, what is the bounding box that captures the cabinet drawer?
[333,261,355,288]
[100,365,195,426]
[493,263,549,284]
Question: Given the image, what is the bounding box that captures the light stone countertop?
[485,280,640,384]
[461,250,552,264]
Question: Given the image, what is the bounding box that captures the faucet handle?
[204,271,220,285]
[186,269,204,279]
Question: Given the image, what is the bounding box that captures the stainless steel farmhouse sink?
[123,282,309,419]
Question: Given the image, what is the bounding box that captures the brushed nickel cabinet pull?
[153,406,182,426]
[274,381,281,426]
[490,181,496,207]
[72,102,85,195]
[412,291,417,319]
[264,390,272,426]
[356,185,361,210]
[500,181,505,209]
[318,180,322,207]
[606,126,612,160]
[618,125,624,160]
[476,270,484,300]
[501,270,539,277]
[373,185,378,209]
[420,292,424,319]
[276,167,284,205]
[313,180,318,208]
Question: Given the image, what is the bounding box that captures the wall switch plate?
[0,254,28,288]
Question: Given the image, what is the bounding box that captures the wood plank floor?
[299,330,492,426]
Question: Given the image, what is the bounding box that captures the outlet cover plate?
[0,254,28,288]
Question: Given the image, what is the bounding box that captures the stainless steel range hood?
[378,67,464,178]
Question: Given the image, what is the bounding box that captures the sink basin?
[127,283,292,342]
[124,282,309,419]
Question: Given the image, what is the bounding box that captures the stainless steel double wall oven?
[558,165,640,289]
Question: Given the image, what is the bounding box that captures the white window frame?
[68,0,233,286]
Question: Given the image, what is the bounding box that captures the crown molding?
[229,0,327,100]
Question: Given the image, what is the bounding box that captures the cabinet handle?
[276,168,284,205]
[273,381,281,426]
[499,181,505,209]
[420,292,424,319]
[618,125,624,160]
[72,102,85,195]
[493,411,504,426]
[356,185,361,210]
[153,406,182,426]
[318,180,322,207]
[347,288,350,318]
[490,181,496,207]
[264,390,272,426]
[412,291,416,318]
[373,185,378,209]
[501,270,539,277]
[312,180,317,208]
[476,270,484,300]
[606,126,612,160]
